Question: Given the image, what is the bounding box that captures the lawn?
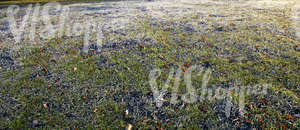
[0,0,299,129]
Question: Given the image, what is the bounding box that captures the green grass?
[0,1,299,129]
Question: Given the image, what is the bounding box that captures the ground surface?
[0,0,299,129]
[0,0,98,5]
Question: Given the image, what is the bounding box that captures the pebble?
[209,14,225,17]
[216,26,224,31]
[0,27,9,31]
[31,120,39,127]
[125,109,129,117]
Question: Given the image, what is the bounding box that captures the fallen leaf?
[258,120,264,124]
[156,126,162,130]
[155,121,161,125]
[246,118,251,123]
[200,36,206,41]
[199,105,206,112]
[179,44,185,47]
[281,124,285,129]
[184,63,191,68]
[137,45,144,49]
[93,109,98,113]
[43,103,47,108]
[282,64,287,68]
[287,114,294,120]
[164,64,170,69]
[167,27,171,31]
[83,54,89,58]
[42,68,47,72]
[90,49,96,53]
[230,23,236,26]
[39,50,43,55]
[126,124,132,130]
[207,44,213,48]
[261,98,268,104]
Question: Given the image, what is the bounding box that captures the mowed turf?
[0,0,299,129]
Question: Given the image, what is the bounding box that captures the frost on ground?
[0,0,299,129]
[0,0,293,49]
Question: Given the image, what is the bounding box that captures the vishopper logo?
[6,2,106,53]
[5,2,134,52]
[4,0,255,51]
[149,64,269,117]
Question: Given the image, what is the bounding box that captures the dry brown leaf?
[287,114,294,120]
[182,68,187,72]
[164,64,170,69]
[281,124,285,129]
